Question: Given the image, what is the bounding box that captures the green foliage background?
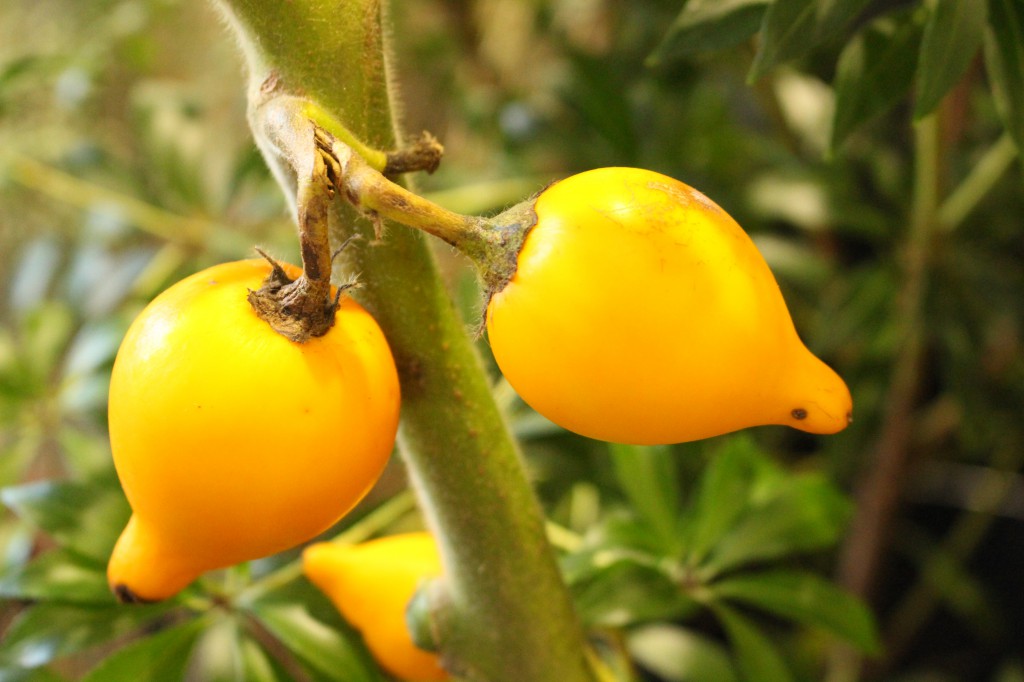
[1,0,1023,680]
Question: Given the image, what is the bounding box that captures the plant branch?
[829,114,941,681]
[938,132,1018,232]
[209,1,595,680]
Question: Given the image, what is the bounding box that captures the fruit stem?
[317,127,483,245]
[317,128,536,302]
[247,128,341,342]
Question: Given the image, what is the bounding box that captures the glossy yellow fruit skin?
[107,259,400,601]
[486,167,852,445]
[303,533,448,682]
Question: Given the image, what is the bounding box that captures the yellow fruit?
[485,167,852,445]
[303,533,448,681]
[107,259,400,602]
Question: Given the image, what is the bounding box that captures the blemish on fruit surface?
[791,408,808,420]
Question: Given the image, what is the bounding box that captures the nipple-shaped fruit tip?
[301,543,348,592]
[783,352,853,436]
[107,515,200,603]
[113,582,153,605]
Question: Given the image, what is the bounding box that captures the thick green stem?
[209,2,594,681]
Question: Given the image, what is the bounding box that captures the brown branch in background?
[838,333,926,598]
[830,107,945,681]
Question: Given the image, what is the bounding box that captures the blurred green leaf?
[0,302,74,403]
[608,443,681,551]
[679,436,762,568]
[570,554,697,627]
[712,602,795,682]
[749,0,873,80]
[0,548,112,605]
[0,56,50,91]
[574,511,672,558]
[711,569,881,654]
[190,615,291,682]
[0,667,66,682]
[627,624,739,682]
[915,0,987,118]
[57,428,115,479]
[563,52,639,162]
[21,303,75,381]
[984,0,1024,151]
[248,603,383,682]
[1,476,129,562]
[702,472,851,576]
[8,239,61,314]
[80,617,207,682]
[649,0,769,65]
[830,8,924,152]
[899,523,1002,638]
[0,602,168,670]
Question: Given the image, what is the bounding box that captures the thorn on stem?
[331,234,363,263]
[254,246,294,286]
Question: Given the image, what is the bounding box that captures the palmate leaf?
[914,0,987,118]
[80,617,207,682]
[710,569,881,654]
[608,443,682,552]
[700,472,852,577]
[568,553,699,627]
[678,436,763,568]
[710,602,795,682]
[627,624,739,682]
[648,0,769,65]
[190,615,292,682]
[0,475,129,563]
[984,0,1024,151]
[748,0,874,81]
[0,602,168,671]
[0,548,112,605]
[830,7,924,152]
[247,602,383,682]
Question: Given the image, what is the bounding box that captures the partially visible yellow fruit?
[303,533,448,682]
[485,167,852,445]
[107,259,400,602]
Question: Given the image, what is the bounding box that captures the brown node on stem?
[383,131,444,177]
[247,247,353,343]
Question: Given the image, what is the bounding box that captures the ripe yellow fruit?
[485,167,852,445]
[107,259,400,602]
[303,533,448,682]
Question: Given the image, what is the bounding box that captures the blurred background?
[1,0,1023,680]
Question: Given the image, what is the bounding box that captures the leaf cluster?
[651,0,1023,153]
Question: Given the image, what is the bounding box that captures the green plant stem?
[209,2,594,680]
[938,132,1018,232]
[7,154,210,245]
